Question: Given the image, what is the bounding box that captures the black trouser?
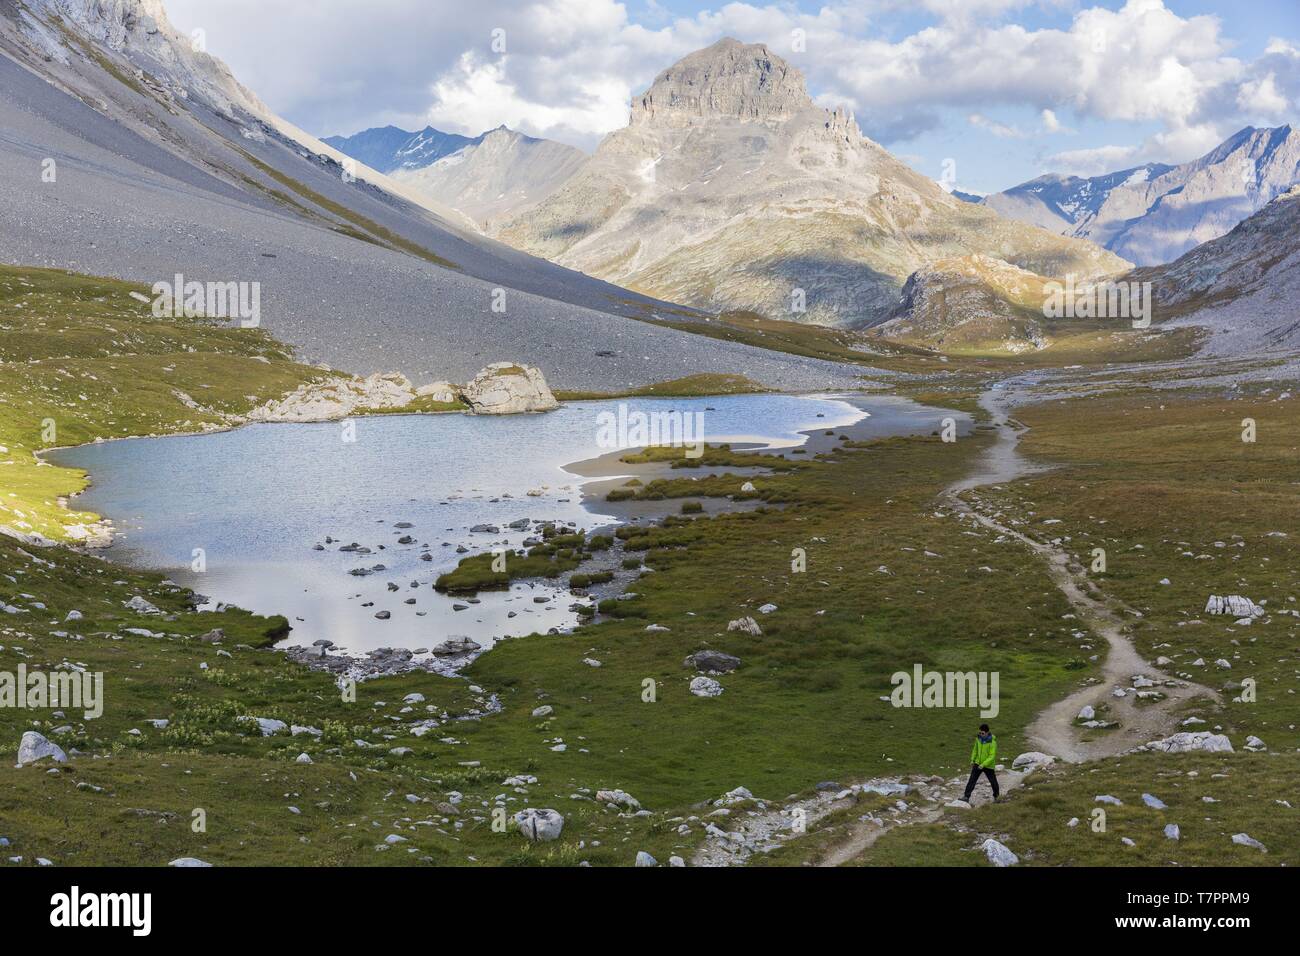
[963,764,999,801]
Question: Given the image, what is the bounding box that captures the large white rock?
[17,731,67,766]
[1146,731,1234,754]
[981,838,1019,867]
[690,676,723,698]
[1011,752,1056,770]
[596,789,642,810]
[245,717,287,737]
[461,363,559,415]
[515,808,565,842]
[168,857,213,867]
[1231,832,1267,852]
[726,616,762,635]
[1204,594,1264,618]
[124,595,161,615]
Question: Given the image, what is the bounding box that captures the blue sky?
[166,0,1299,193]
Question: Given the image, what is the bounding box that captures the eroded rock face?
[461,363,559,415]
[630,37,808,127]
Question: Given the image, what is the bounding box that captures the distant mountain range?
[323,125,476,173]
[328,124,588,229]
[980,126,1299,265]
[487,38,1127,328]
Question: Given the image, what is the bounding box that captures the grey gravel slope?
[0,0,865,391]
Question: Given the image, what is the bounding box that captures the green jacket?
[970,734,997,769]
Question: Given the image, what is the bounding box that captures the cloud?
[1236,73,1290,116]
[968,113,1026,138]
[162,0,1299,167]
[1046,143,1140,176]
[1040,108,1075,134]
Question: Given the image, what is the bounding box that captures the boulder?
[685,650,742,673]
[124,595,161,615]
[726,616,762,636]
[690,676,724,698]
[431,637,481,656]
[242,717,287,737]
[981,838,1018,867]
[1204,594,1264,618]
[597,789,642,810]
[1146,731,1234,754]
[1164,824,1180,840]
[515,808,565,842]
[635,851,657,867]
[17,731,67,766]
[1232,832,1267,852]
[462,363,559,415]
[1011,752,1056,770]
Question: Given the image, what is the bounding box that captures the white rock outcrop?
[1145,731,1234,754]
[1204,594,1264,618]
[247,373,417,422]
[461,363,559,415]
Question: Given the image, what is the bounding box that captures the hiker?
[963,723,1000,802]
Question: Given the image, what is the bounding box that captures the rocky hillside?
[493,38,1128,328]
[391,127,587,229]
[984,126,1300,266]
[870,255,1054,352]
[0,0,865,391]
[1136,184,1300,353]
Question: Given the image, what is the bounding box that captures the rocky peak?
[29,0,171,51]
[630,37,811,127]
